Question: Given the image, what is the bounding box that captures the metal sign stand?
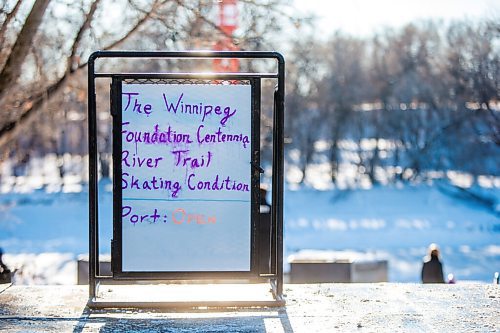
[87,51,285,308]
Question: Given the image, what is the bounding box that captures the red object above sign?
[214,0,239,72]
[218,0,238,35]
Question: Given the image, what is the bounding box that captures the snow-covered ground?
[284,185,499,282]
[1,179,499,284]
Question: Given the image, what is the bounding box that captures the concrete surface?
[0,283,498,332]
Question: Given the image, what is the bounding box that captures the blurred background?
[0,0,498,284]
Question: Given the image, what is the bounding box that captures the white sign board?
[120,81,252,272]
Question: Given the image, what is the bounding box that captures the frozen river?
[1,182,499,283]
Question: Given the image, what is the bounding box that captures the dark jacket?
[0,253,11,284]
[421,255,444,283]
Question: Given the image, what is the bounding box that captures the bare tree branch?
[67,0,102,73]
[0,72,68,149]
[0,0,50,101]
[0,0,24,50]
[96,0,160,52]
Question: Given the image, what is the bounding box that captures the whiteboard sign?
[118,80,253,272]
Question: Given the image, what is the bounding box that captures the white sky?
[292,0,499,37]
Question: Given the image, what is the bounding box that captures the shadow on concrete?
[0,316,84,332]
[72,306,294,333]
[278,308,294,332]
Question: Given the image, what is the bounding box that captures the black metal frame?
[110,76,260,280]
[88,51,285,308]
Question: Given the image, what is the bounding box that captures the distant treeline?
[0,0,497,186]
[284,20,499,185]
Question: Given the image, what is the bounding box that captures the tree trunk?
[330,140,339,184]
[368,138,380,185]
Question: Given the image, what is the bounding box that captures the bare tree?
[447,21,500,145]
[0,0,289,178]
[0,0,149,152]
[319,33,368,184]
[285,36,323,183]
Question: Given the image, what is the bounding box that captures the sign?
[88,51,285,307]
[117,80,254,272]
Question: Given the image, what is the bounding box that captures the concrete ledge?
[77,255,111,285]
[289,260,388,283]
[0,283,498,332]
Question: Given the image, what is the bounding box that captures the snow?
[0,157,499,284]
[4,253,77,285]
[284,185,499,282]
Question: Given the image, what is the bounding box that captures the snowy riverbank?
[1,181,499,284]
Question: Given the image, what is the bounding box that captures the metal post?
[271,54,285,298]
[88,54,98,299]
